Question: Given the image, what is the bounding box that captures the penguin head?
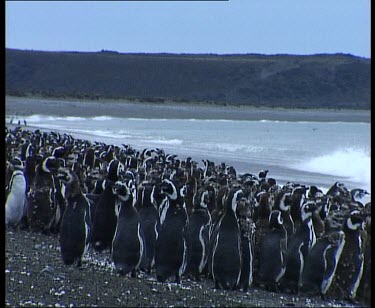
[258,169,269,180]
[300,200,318,221]
[193,189,209,209]
[57,168,82,198]
[108,159,126,181]
[350,188,370,205]
[346,210,366,231]
[112,180,131,202]
[327,182,349,197]
[225,187,243,213]
[41,156,61,174]
[10,157,24,171]
[269,210,283,229]
[160,179,180,201]
[307,185,323,199]
[277,190,293,212]
[56,167,78,185]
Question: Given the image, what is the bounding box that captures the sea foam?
[292,148,371,192]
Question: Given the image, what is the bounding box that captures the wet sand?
[5,96,370,122]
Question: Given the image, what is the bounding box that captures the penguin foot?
[156,275,166,283]
[131,269,137,278]
[347,297,358,305]
[214,281,220,290]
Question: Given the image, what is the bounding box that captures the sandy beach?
[5,96,370,122]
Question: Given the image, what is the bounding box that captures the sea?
[6,114,371,197]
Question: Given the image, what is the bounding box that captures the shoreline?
[5,96,370,122]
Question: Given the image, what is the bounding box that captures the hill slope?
[6,48,370,109]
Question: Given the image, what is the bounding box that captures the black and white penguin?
[307,185,323,200]
[258,169,269,184]
[91,159,124,251]
[300,229,345,298]
[350,188,370,208]
[138,183,159,274]
[155,179,189,283]
[237,196,256,292]
[357,202,371,306]
[57,168,92,267]
[111,179,145,277]
[253,189,272,285]
[282,200,318,294]
[211,188,243,290]
[257,210,288,292]
[85,178,105,226]
[273,189,294,237]
[83,147,96,171]
[185,188,212,281]
[24,154,44,194]
[20,141,33,162]
[327,210,366,302]
[326,182,351,206]
[26,156,61,233]
[6,159,27,227]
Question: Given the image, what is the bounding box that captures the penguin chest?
[6,174,27,225]
[335,233,364,298]
[212,217,242,278]
[27,186,56,231]
[61,207,87,243]
[112,213,144,266]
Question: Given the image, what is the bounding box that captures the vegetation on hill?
[6,48,370,109]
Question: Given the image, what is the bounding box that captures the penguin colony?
[5,126,371,305]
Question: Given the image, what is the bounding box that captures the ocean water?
[6,115,371,195]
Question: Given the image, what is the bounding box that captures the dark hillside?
[6,49,370,109]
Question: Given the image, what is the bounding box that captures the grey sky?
[5,1,371,58]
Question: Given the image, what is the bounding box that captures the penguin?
[237,196,256,292]
[211,185,228,226]
[282,200,318,294]
[273,189,294,237]
[257,210,288,292]
[26,156,61,233]
[155,179,189,283]
[300,228,346,297]
[84,178,105,225]
[5,159,27,227]
[350,188,370,208]
[258,169,269,184]
[83,147,96,171]
[357,203,371,306]
[111,179,144,277]
[253,189,272,285]
[327,210,366,302]
[185,188,212,281]
[204,183,217,214]
[184,175,197,216]
[326,182,351,206]
[91,159,124,251]
[20,141,33,162]
[307,185,323,199]
[210,188,243,290]
[138,183,159,274]
[57,168,92,267]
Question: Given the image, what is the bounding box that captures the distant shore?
[5,96,370,122]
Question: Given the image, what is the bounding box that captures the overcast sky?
[5,0,371,58]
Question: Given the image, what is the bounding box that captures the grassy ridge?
[6,48,370,109]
